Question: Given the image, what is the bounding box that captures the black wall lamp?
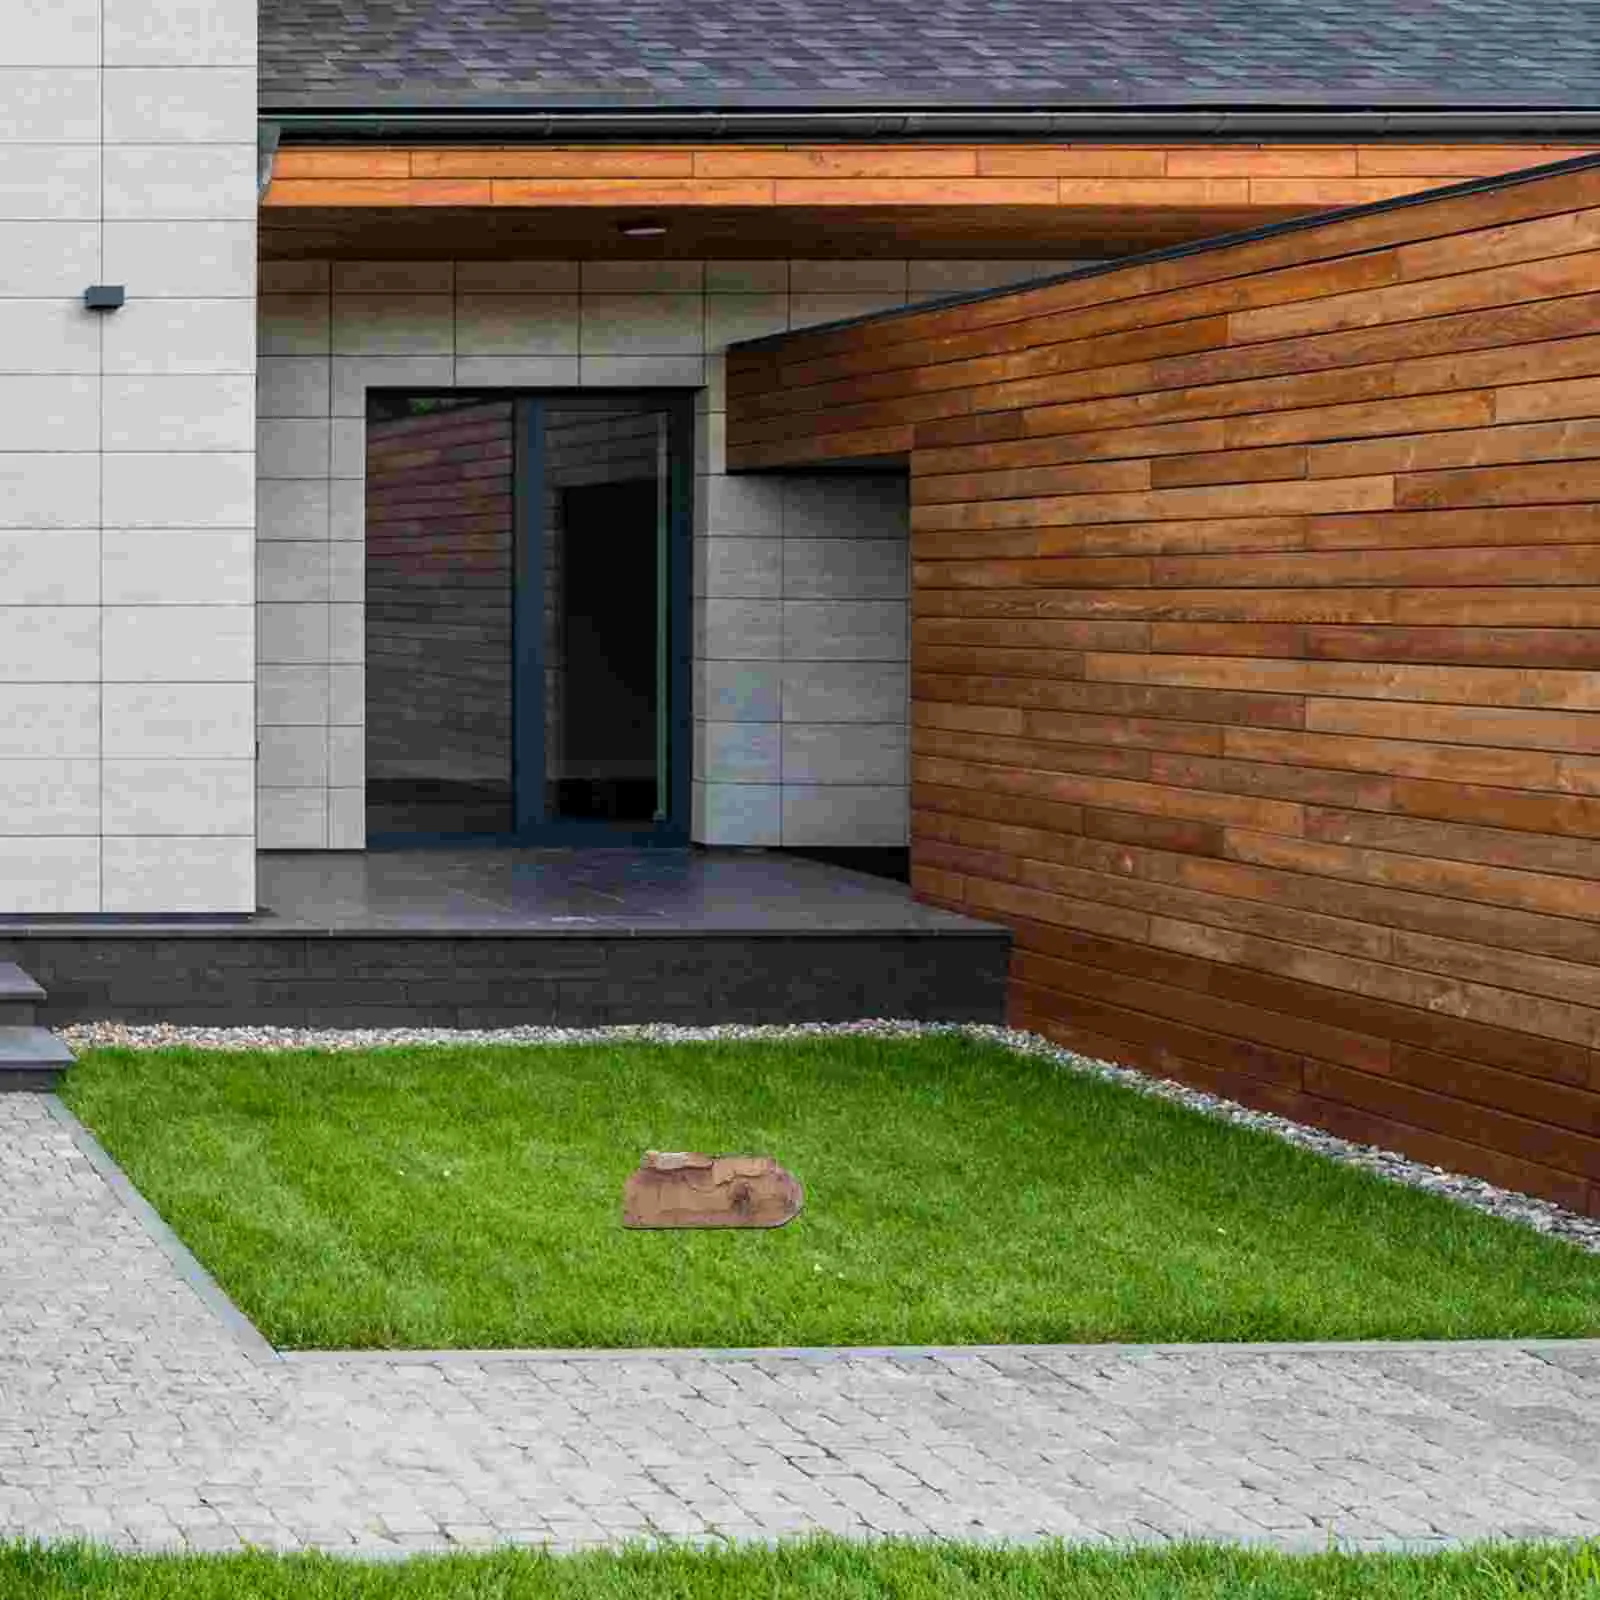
[84,285,126,311]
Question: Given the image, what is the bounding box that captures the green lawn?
[62,1036,1600,1349]
[6,1540,1600,1599]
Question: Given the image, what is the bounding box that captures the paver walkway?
[3,1093,1599,1555]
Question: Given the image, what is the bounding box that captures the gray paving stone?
[3,1093,1600,1554]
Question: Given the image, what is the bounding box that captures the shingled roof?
[259,0,1600,113]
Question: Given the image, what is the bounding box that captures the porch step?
[0,1027,74,1092]
[0,962,44,1026]
[0,964,74,1090]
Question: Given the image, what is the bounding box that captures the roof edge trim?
[264,106,1600,143]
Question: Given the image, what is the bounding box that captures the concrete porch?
[0,849,1010,1028]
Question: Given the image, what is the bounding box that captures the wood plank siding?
[261,142,1600,268]
[725,155,1600,1218]
[266,144,1597,210]
[262,144,1600,264]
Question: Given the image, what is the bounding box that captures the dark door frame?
[366,388,695,850]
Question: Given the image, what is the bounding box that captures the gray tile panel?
[258,0,1600,111]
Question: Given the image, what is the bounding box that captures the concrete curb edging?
[278,1337,1600,1364]
[44,1094,280,1364]
[44,1092,1600,1369]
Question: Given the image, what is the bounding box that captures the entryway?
[363,392,693,846]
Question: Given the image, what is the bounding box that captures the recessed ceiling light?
[618,218,668,238]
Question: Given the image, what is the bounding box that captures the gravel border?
[59,1017,1600,1256]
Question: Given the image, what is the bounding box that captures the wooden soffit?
[260,142,1597,260]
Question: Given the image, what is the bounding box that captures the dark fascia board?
[726,148,1600,355]
[263,101,1600,142]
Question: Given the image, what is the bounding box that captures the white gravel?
[59,1017,1600,1256]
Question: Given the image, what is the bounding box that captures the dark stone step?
[0,932,1010,1027]
[0,1026,74,1092]
[0,962,42,1025]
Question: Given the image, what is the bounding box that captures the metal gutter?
[262,105,1600,144]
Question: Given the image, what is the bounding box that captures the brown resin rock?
[622,1151,804,1229]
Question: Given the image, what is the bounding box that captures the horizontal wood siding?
[266,143,1596,210]
[726,158,1600,1218]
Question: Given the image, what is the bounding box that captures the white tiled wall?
[0,0,257,911]
[691,471,911,848]
[256,256,1088,850]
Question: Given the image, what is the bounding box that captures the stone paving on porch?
[0,850,1010,1029]
[3,1092,1599,1554]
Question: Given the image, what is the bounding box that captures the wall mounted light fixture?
[83,285,126,311]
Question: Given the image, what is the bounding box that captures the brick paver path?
[4,1093,1599,1554]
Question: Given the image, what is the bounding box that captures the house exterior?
[0,0,1593,912]
[4,1,1600,1201]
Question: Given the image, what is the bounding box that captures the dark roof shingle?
[259,0,1600,111]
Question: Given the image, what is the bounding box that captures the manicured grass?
[63,1037,1600,1349]
[6,1540,1600,1599]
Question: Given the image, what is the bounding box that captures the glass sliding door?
[366,390,691,847]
